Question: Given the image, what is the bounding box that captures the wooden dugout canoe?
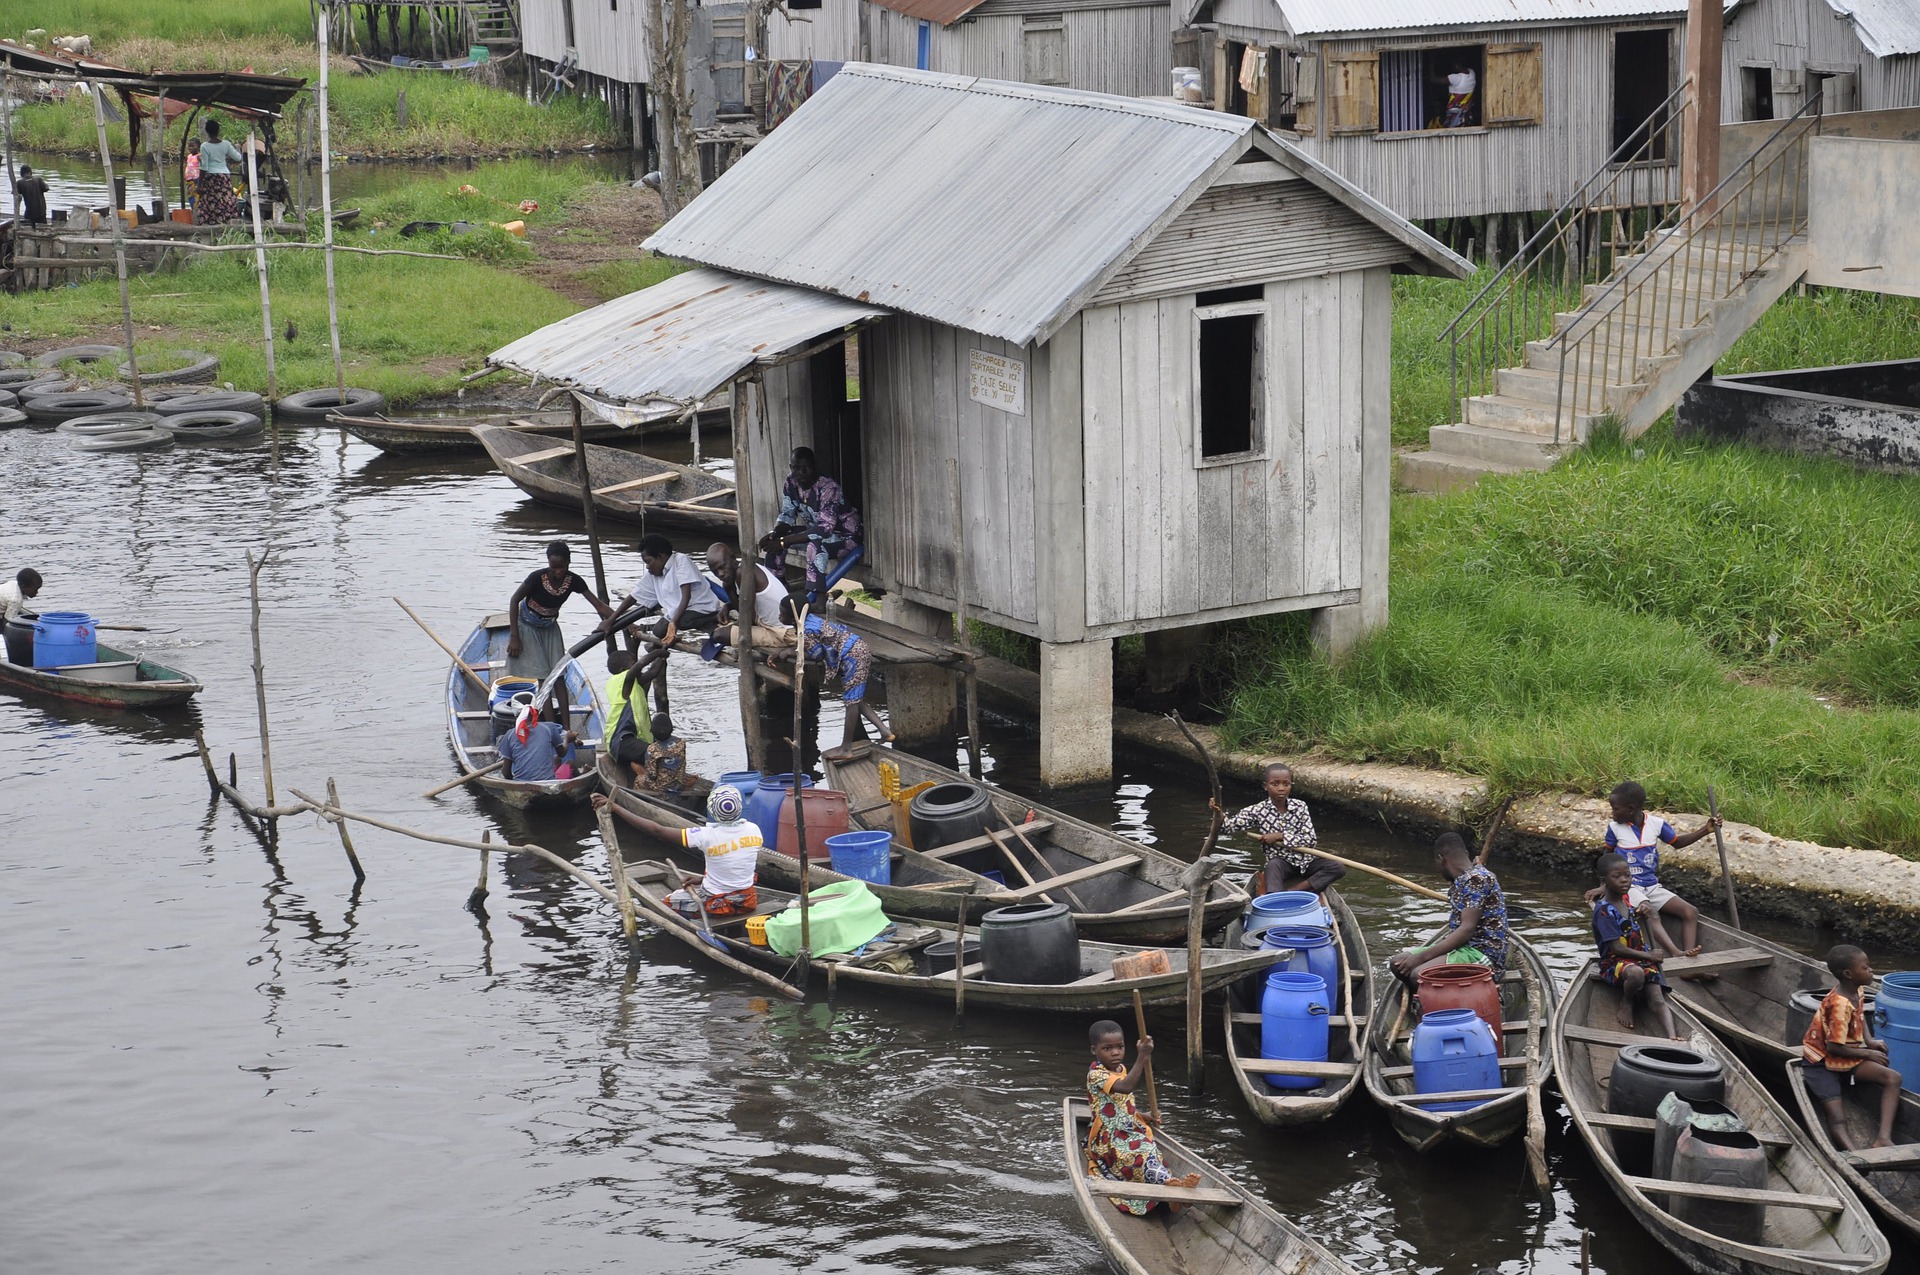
[331,410,623,455]
[1554,960,1890,1275]
[446,614,606,808]
[1059,1098,1361,1275]
[1222,889,1373,1126]
[1665,914,1837,1069]
[1363,931,1557,1153]
[821,747,1248,945]
[609,852,1284,1014]
[0,641,200,709]
[1785,1059,1920,1246]
[475,423,737,536]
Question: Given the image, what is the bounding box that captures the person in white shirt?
[591,784,762,917]
[1,568,42,624]
[1443,63,1477,127]
[609,534,721,647]
[705,542,789,631]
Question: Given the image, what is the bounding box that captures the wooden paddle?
[1476,794,1516,867]
[1706,785,1741,930]
[393,597,489,694]
[1131,988,1161,1123]
[1302,847,1448,902]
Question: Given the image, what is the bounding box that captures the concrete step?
[1398,448,1548,494]
[1524,337,1686,378]
[1496,364,1637,408]
[1459,392,1595,437]
[1427,421,1573,466]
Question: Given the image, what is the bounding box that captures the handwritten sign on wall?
[967,349,1026,415]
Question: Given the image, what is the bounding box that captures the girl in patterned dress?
[1591,853,1680,1038]
[1083,1020,1199,1215]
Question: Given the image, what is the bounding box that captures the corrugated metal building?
[1722,0,1920,117]
[1183,0,1703,220]
[500,64,1466,783]
[766,0,1172,98]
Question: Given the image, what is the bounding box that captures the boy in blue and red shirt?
[1596,780,1721,964]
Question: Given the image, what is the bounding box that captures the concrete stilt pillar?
[1039,638,1112,788]
[880,595,956,746]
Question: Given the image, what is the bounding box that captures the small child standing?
[1211,762,1345,896]
[1084,1020,1199,1215]
[638,712,687,795]
[1598,781,1721,963]
[1802,944,1904,1150]
[1592,852,1680,1038]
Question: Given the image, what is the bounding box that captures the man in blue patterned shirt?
[1388,833,1509,985]
[1212,762,1346,895]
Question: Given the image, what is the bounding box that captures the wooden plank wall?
[519,0,569,65]
[750,359,817,548]
[863,2,1172,97]
[518,0,649,81]
[862,317,1042,629]
[765,0,865,62]
[1078,271,1367,632]
[1721,0,1920,115]
[1090,180,1408,306]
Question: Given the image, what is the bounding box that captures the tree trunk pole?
[246,549,276,807]
[88,83,143,408]
[245,133,279,407]
[949,458,981,777]
[1185,879,1206,1092]
[792,608,812,957]
[570,396,610,606]
[594,799,641,951]
[733,377,766,771]
[316,9,346,397]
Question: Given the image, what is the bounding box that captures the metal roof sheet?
[1824,0,1920,57]
[1272,0,1693,37]
[645,65,1457,346]
[870,0,993,25]
[487,268,884,406]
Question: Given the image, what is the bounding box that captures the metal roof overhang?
[870,0,992,25]
[487,267,887,415]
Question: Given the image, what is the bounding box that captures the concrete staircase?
[1401,236,1809,492]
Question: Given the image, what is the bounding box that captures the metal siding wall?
[1722,0,1920,113]
[566,0,649,83]
[1291,23,1682,219]
[767,0,865,59]
[522,0,570,63]
[861,317,1039,626]
[860,3,1168,94]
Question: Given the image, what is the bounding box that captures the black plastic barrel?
[1671,1127,1768,1244]
[1652,1095,1744,1180]
[3,616,34,666]
[1786,987,1831,1049]
[1609,1043,1727,1176]
[909,782,995,854]
[923,937,981,975]
[979,902,1080,984]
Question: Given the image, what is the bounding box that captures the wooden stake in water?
[245,133,279,407]
[733,377,767,772]
[949,458,981,777]
[3,72,18,222]
[327,776,367,882]
[469,830,491,912]
[316,9,346,397]
[245,549,276,806]
[88,82,144,408]
[792,606,812,957]
[594,798,641,951]
[570,396,610,606]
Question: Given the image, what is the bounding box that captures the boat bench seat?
[1844,1142,1920,1169]
[1584,1112,1794,1147]
[1082,1176,1242,1207]
[1231,1012,1368,1028]
[1236,1058,1357,1079]
[1380,1057,1526,1080]
[1658,947,1776,977]
[1624,1176,1843,1212]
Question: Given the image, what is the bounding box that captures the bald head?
[705,543,737,573]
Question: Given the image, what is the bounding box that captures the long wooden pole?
[421,757,508,799]
[316,9,346,397]
[244,133,279,407]
[594,798,641,951]
[569,396,610,607]
[1131,988,1161,1122]
[1476,795,1516,867]
[393,596,490,694]
[792,604,812,956]
[245,550,276,806]
[949,458,981,777]
[1706,785,1741,930]
[953,883,973,1022]
[734,378,766,770]
[326,776,367,882]
[1303,846,1448,902]
[88,83,144,408]
[1169,713,1224,859]
[1184,867,1207,1093]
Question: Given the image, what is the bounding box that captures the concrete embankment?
[971,656,1920,951]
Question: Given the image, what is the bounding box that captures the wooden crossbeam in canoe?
[1624,1176,1843,1212]
[1584,1112,1794,1148]
[1110,887,1192,915]
[1562,1024,1664,1050]
[1397,1087,1513,1105]
[998,854,1142,901]
[511,444,579,465]
[592,472,675,497]
[1083,1176,1242,1207]
[1231,1012,1369,1029]
[1659,947,1776,977]
[1235,1058,1359,1079]
[918,821,1055,861]
[1844,1142,1920,1169]
[673,486,735,506]
[1380,1057,1526,1080]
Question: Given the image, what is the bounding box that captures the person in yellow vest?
[603,648,653,786]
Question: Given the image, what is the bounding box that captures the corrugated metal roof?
[487,268,883,406]
[1273,0,1692,37]
[645,65,1458,347]
[1825,0,1920,57]
[870,0,992,26]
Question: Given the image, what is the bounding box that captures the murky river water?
[1,425,1910,1274]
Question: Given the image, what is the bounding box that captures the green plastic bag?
[765,879,890,957]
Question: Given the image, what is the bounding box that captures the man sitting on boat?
[1212,762,1344,895]
[604,649,654,786]
[1388,833,1509,985]
[1802,944,1904,1150]
[507,541,615,679]
[496,700,577,783]
[610,534,721,650]
[592,785,761,917]
[705,542,789,641]
[1084,1020,1200,1214]
[758,447,863,600]
[1,567,42,624]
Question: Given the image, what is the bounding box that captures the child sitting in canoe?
[591,784,761,917]
[637,713,687,795]
[1084,1020,1200,1215]
[1802,944,1904,1150]
[1210,762,1345,895]
[1594,781,1720,968]
[1592,853,1680,1038]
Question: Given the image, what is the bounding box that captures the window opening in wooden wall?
[1807,68,1858,113]
[1198,309,1262,460]
[1741,66,1774,120]
[1378,44,1483,131]
[788,0,823,9]
[1612,29,1673,157]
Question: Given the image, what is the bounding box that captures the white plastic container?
[1172,67,1205,103]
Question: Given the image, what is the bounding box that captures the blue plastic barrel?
[718,771,762,804]
[1262,925,1339,996]
[827,830,893,885]
[745,772,812,844]
[31,612,96,669]
[1248,890,1327,934]
[1874,971,1920,1095]
[1260,969,1331,1092]
[488,677,536,710]
[1410,1008,1502,1111]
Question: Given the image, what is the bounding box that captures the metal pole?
[245,133,279,406]
[88,83,144,408]
[316,8,346,397]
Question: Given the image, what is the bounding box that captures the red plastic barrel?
[1417,963,1503,1046]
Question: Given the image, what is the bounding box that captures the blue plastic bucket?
[31,612,96,669]
[488,677,536,709]
[745,772,812,844]
[1410,1008,1501,1111]
[718,771,762,804]
[1874,971,1920,1095]
[827,830,893,885]
[1259,969,1331,1092]
[1248,890,1326,934]
[1262,924,1339,996]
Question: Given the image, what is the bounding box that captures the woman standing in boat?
[506,541,614,679]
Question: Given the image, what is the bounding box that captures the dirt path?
[520,183,667,307]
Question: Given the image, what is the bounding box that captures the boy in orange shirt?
[1802,944,1904,1150]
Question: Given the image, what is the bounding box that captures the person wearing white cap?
[591,784,762,917]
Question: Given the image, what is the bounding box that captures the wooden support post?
[954,884,972,1022]
[88,82,144,408]
[1683,0,1724,213]
[733,378,766,771]
[1179,856,1224,1095]
[594,797,641,951]
[570,396,610,606]
[148,91,168,218]
[468,830,491,911]
[948,458,982,777]
[245,549,276,806]
[2,72,16,223]
[316,9,347,397]
[194,728,219,793]
[245,133,279,408]
[327,776,367,882]
[793,607,812,958]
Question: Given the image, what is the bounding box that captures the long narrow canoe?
[822,746,1247,945]
[1363,932,1557,1152]
[1785,1059,1920,1245]
[1223,889,1372,1126]
[615,858,1283,1013]
[447,614,605,808]
[0,641,200,708]
[332,410,623,455]
[1060,1098,1361,1275]
[1555,960,1890,1275]
[475,423,737,536]
[1666,914,1835,1069]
